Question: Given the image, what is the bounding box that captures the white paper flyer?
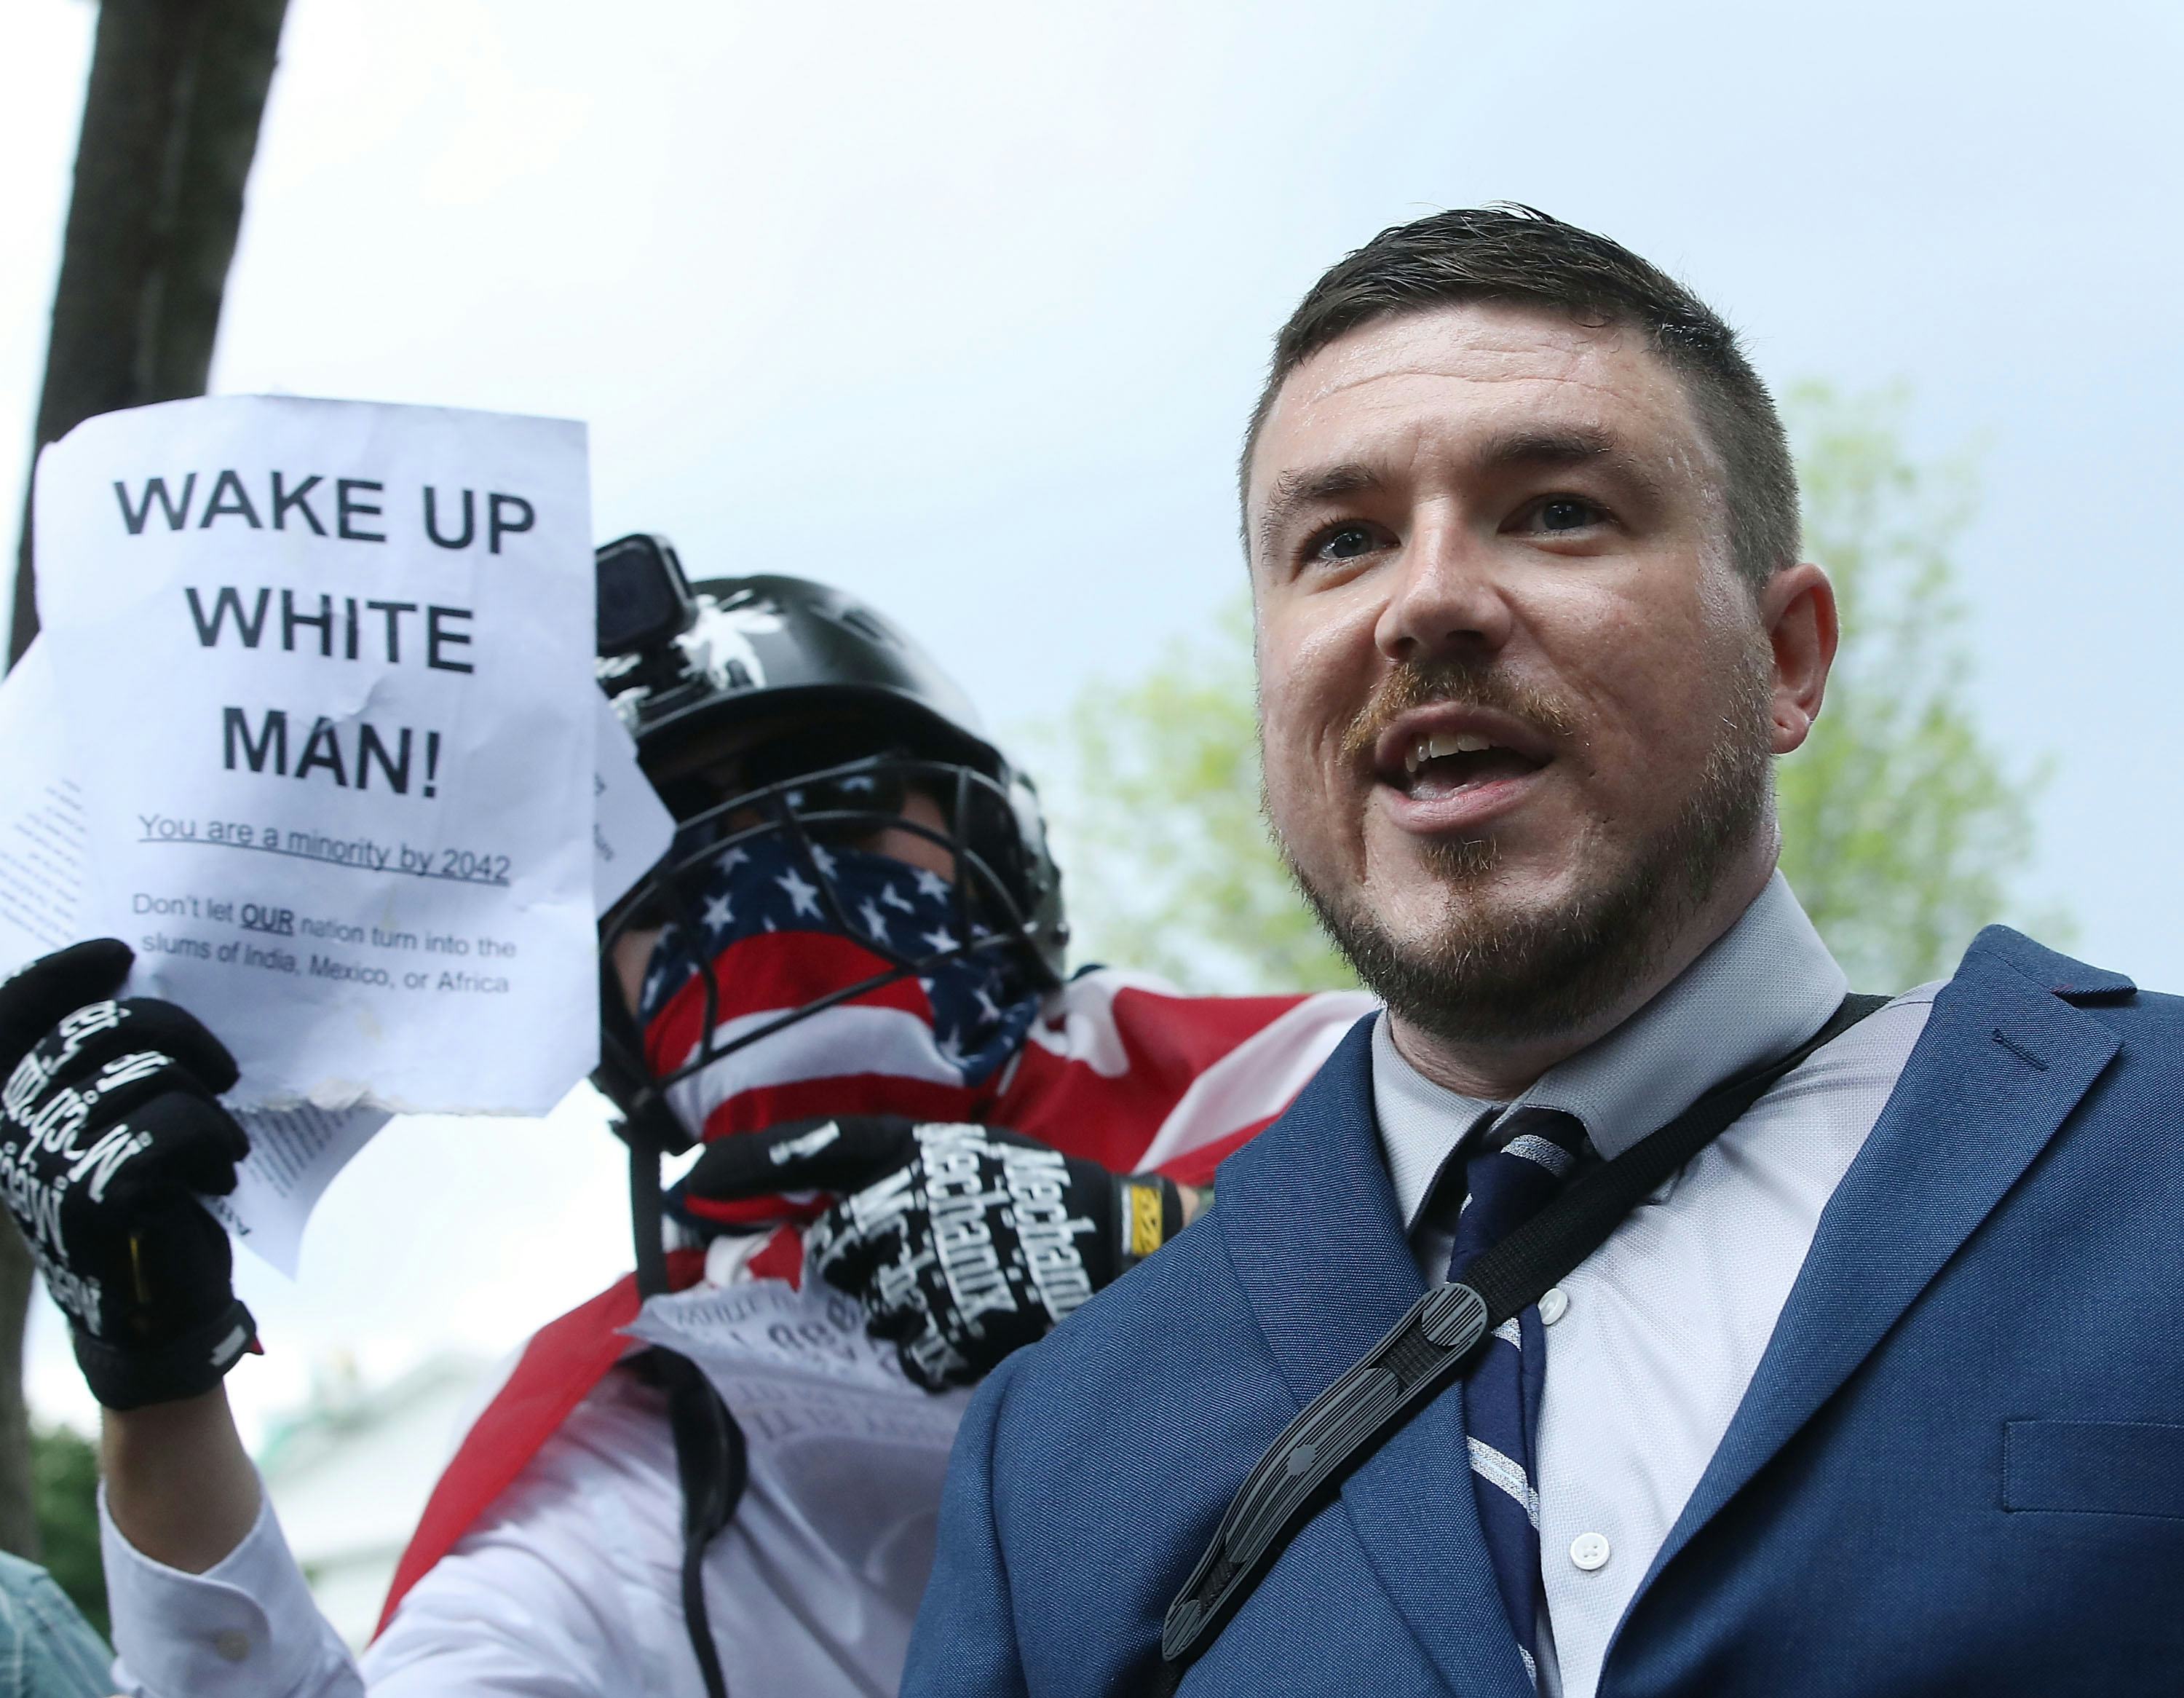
[33,395,599,1117]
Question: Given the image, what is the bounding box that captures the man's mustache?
[1337,660,1577,766]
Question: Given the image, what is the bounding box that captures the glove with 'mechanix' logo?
[0,939,256,1410]
[679,1114,1184,1390]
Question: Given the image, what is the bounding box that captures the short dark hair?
[1241,205,1799,587]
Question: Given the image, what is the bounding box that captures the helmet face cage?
[596,749,1052,1149]
[588,554,1066,1145]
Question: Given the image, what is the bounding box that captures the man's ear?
[1760,562,1837,756]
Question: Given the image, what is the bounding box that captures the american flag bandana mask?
[635,833,1043,1155]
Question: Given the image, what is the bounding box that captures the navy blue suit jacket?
[902,928,2184,1695]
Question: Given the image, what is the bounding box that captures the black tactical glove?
[0,939,256,1410]
[681,1115,1184,1390]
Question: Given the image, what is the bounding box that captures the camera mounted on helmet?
[590,534,1068,1154]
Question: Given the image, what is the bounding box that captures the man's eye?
[1312,524,1381,561]
[1535,498,1602,533]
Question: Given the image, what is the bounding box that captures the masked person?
[0,545,1369,1697]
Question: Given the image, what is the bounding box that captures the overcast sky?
[4,0,2180,1440]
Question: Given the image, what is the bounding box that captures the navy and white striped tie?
[1446,1105,1591,1687]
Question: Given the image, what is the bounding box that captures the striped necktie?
[1445,1105,1591,1687]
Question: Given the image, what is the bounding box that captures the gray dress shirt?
[1372,873,1937,1698]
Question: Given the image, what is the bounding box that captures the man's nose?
[1371,517,1514,664]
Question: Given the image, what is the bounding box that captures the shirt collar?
[1372,871,1848,1232]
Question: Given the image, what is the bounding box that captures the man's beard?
[1276,647,1774,1049]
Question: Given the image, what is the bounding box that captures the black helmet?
[591,535,1068,1132]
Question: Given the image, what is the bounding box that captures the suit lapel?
[1217,1019,1533,1698]
[1637,928,2124,1596]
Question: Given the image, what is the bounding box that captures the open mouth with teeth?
[1398,730,1548,799]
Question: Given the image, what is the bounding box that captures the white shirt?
[1372,874,1936,1698]
[102,1273,968,1698]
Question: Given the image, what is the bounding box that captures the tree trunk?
[0,0,290,1561]
[9,0,290,668]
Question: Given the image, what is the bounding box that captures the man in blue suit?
[902,205,2184,1697]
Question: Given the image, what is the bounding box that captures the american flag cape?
[377,961,1374,1634]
